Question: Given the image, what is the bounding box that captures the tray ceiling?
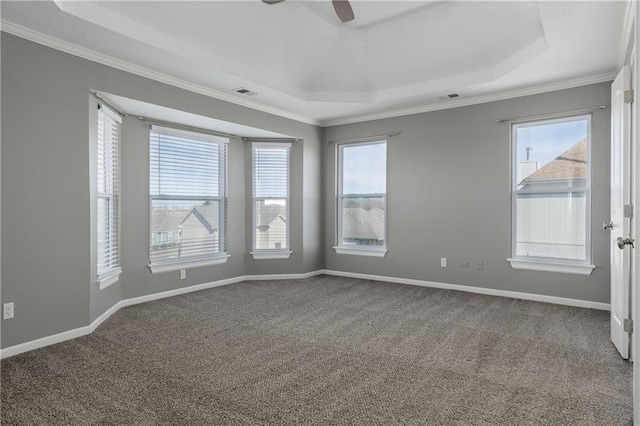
[1,1,627,125]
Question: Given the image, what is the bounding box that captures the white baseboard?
[320,269,611,311]
[0,271,321,359]
[0,269,609,359]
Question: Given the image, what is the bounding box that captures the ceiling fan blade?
[262,0,285,4]
[332,0,354,23]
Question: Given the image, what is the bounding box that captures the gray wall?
[323,82,612,303]
[1,34,322,348]
[1,32,612,350]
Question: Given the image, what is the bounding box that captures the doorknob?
[617,235,635,249]
[603,221,614,230]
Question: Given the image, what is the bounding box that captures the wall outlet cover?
[440,258,447,267]
[3,302,14,320]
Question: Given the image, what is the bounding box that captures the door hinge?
[624,204,634,218]
[625,89,634,103]
[624,319,633,333]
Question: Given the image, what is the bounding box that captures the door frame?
[618,1,638,422]
[627,2,639,423]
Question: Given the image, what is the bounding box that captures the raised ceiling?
[1,1,628,126]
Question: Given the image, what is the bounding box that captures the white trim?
[333,246,388,257]
[321,73,617,127]
[507,258,595,275]
[243,271,322,281]
[97,267,121,290]
[321,269,609,310]
[0,270,323,359]
[148,255,230,274]
[618,0,636,70]
[1,21,617,129]
[0,269,609,359]
[251,250,292,260]
[0,21,319,126]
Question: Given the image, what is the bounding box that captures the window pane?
[254,199,288,250]
[150,132,220,197]
[342,143,386,194]
[515,118,588,188]
[515,192,586,260]
[254,147,289,198]
[513,116,590,263]
[341,196,385,246]
[97,196,109,272]
[150,199,221,262]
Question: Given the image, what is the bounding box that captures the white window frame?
[96,104,122,289]
[507,114,595,275]
[148,126,229,274]
[334,140,388,257]
[251,142,292,260]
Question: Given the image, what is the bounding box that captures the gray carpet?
[1,275,633,425]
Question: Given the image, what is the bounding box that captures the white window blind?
[149,126,228,268]
[252,143,291,253]
[337,141,387,250]
[97,105,122,280]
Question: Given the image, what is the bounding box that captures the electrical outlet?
[459,260,469,267]
[3,302,14,320]
[180,269,186,280]
[440,258,447,267]
[476,260,484,270]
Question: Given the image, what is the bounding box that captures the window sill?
[507,258,595,275]
[251,250,292,260]
[148,254,230,274]
[97,267,122,290]
[333,246,388,257]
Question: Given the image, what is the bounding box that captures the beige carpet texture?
[1,275,633,425]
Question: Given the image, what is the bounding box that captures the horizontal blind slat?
[150,130,228,263]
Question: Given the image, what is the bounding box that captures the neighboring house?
[342,207,385,246]
[516,138,587,260]
[180,203,220,256]
[151,207,190,259]
[151,203,220,259]
[255,203,287,249]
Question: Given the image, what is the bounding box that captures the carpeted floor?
[1,275,633,425]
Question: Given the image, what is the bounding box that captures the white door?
[611,65,632,360]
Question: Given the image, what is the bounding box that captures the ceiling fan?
[262,0,355,23]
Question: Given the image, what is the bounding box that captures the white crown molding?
[617,0,636,70]
[0,20,320,127]
[320,72,618,127]
[0,20,620,130]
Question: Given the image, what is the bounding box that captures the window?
[149,126,229,273]
[508,115,594,275]
[334,140,387,257]
[96,104,122,288]
[251,142,292,259]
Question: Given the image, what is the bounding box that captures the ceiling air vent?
[438,93,461,100]
[232,87,258,96]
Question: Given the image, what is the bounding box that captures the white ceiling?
[1,1,628,126]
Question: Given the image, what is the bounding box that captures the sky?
[342,142,386,195]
